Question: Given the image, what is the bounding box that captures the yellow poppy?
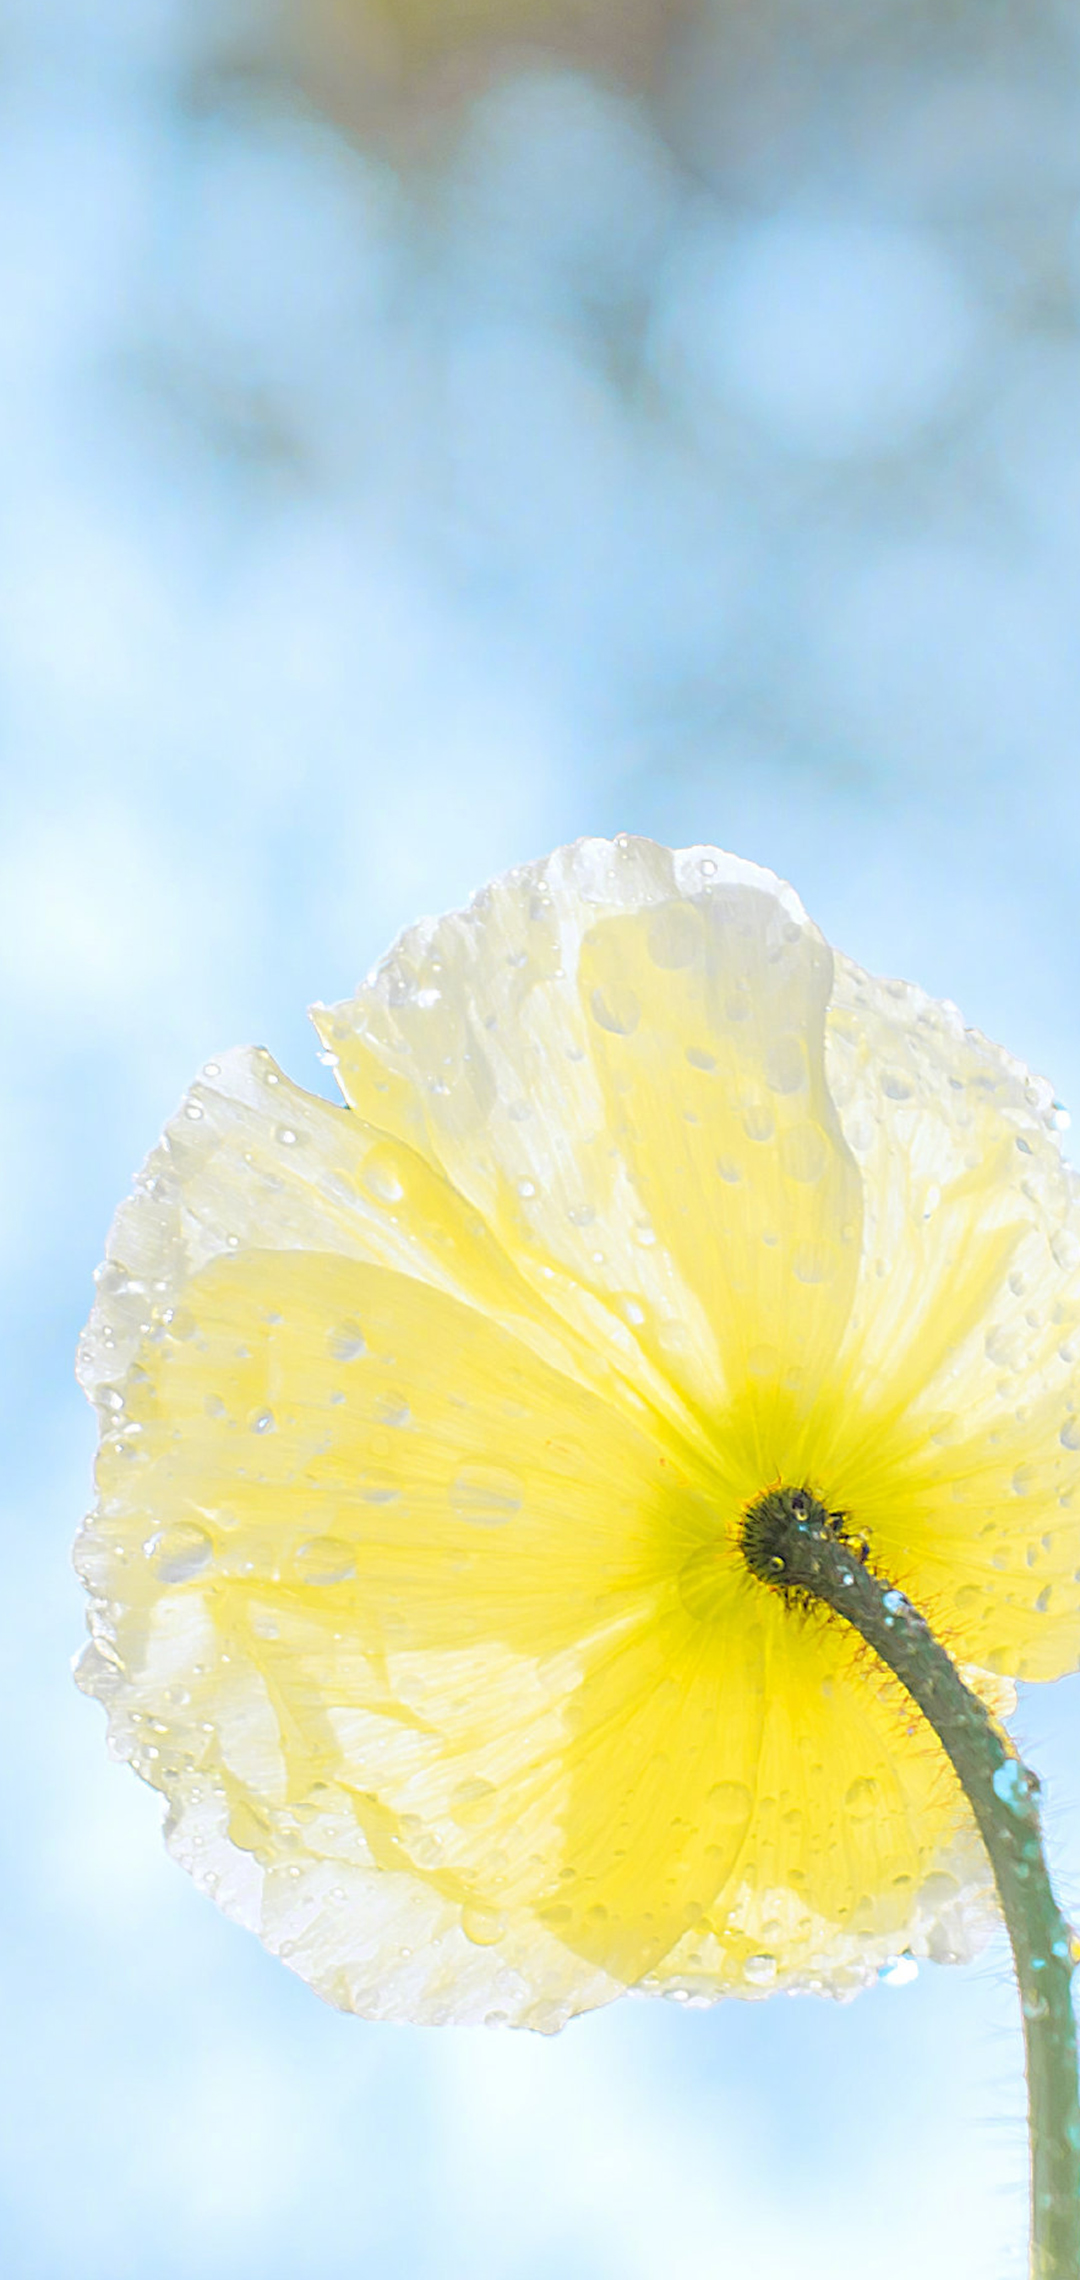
[75,836,1080,2031]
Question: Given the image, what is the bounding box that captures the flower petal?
[314,837,861,1446]
[820,960,1080,1679]
[77,1235,740,2021]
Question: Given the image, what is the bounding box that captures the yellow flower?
[75,836,1080,2031]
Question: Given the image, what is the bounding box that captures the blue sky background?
[3,0,1080,2273]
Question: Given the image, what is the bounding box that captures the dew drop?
[778,1122,829,1184]
[275,1126,298,1148]
[451,1465,523,1524]
[707,1780,753,1825]
[743,1952,778,1987]
[792,1240,837,1285]
[765,1036,805,1096]
[743,1103,775,1145]
[250,1408,275,1434]
[374,1394,411,1428]
[451,1777,496,1823]
[1061,1419,1080,1451]
[360,1472,398,1504]
[146,1523,213,1583]
[844,1776,879,1821]
[363,1162,405,1205]
[880,1070,914,1102]
[590,983,640,1036]
[295,1536,356,1585]
[461,1902,508,1947]
[685,1046,717,1072]
[329,1322,366,1362]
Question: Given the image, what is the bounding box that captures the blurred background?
[3,0,1080,2273]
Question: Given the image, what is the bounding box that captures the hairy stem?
[741,1487,1080,2280]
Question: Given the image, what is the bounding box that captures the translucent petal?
[313,838,857,1444]
[78,1243,750,2021]
[819,959,1080,1679]
[76,835,1080,2030]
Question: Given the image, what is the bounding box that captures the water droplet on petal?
[329,1322,366,1362]
[778,1122,829,1184]
[765,1036,806,1095]
[295,1536,356,1585]
[743,1103,775,1145]
[374,1395,411,1428]
[590,983,640,1036]
[147,1523,213,1583]
[451,1466,523,1524]
[707,1781,753,1825]
[360,1471,398,1504]
[844,1777,879,1821]
[363,1160,405,1205]
[792,1240,837,1285]
[461,1902,508,1947]
[743,1953,778,1987]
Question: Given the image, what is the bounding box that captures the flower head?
[75,837,1080,2031]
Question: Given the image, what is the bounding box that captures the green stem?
[741,1487,1080,2280]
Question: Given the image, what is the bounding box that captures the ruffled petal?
[77,1230,748,2022]
[313,837,860,1446]
[818,961,1080,1680]
[77,836,1080,2028]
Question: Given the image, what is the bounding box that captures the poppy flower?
[75,837,1080,2031]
